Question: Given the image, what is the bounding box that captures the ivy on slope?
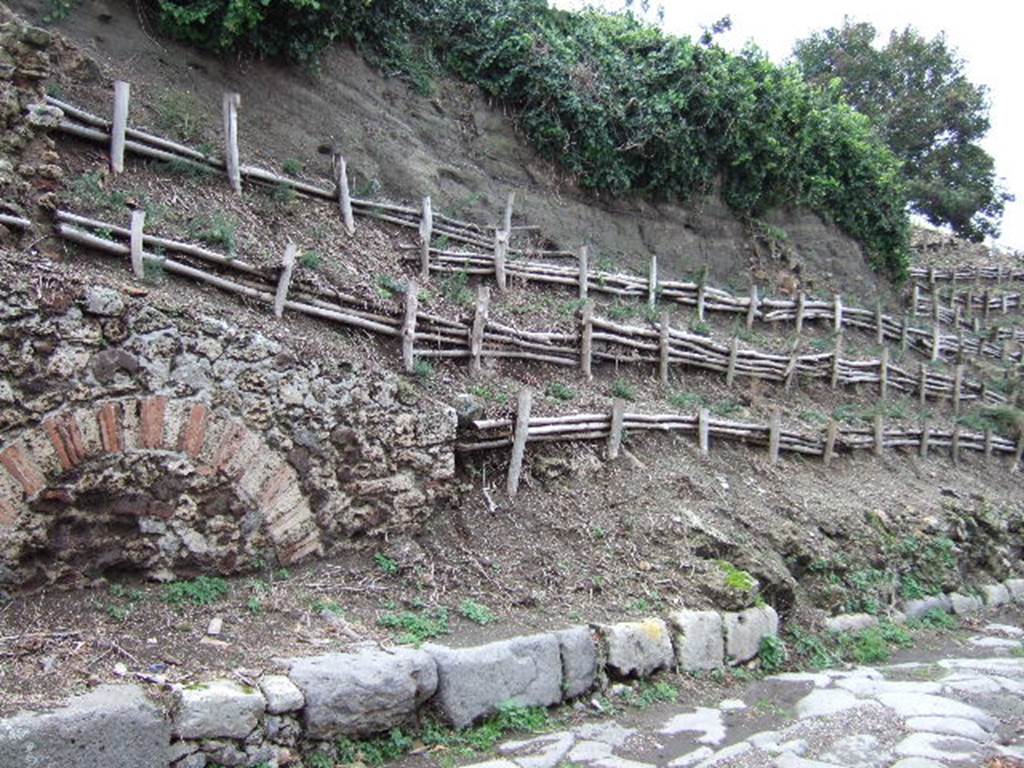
[149,0,911,275]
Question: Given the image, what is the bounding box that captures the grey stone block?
[555,626,598,700]
[904,594,952,620]
[824,613,878,634]
[258,675,304,714]
[0,684,170,768]
[1006,579,1024,602]
[600,618,674,678]
[950,593,983,616]
[668,610,724,671]
[981,583,1011,607]
[174,679,265,739]
[289,648,437,737]
[723,606,779,664]
[426,633,563,728]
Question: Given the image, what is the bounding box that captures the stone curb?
[0,602,782,767]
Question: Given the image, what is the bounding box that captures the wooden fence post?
[469,285,490,376]
[659,314,670,386]
[918,362,928,406]
[768,408,780,465]
[983,288,991,325]
[953,364,963,416]
[951,423,961,466]
[873,413,884,457]
[273,242,296,320]
[696,266,707,322]
[879,347,889,400]
[795,292,805,335]
[833,293,843,331]
[333,153,355,236]
[831,335,842,390]
[222,93,241,194]
[648,255,658,308]
[783,338,800,391]
[900,317,909,353]
[494,229,509,292]
[580,300,594,381]
[984,427,993,460]
[698,407,710,455]
[931,324,941,363]
[726,336,739,388]
[607,398,625,460]
[910,283,919,317]
[507,388,533,498]
[1013,435,1024,473]
[747,283,759,330]
[110,80,130,174]
[874,298,884,344]
[920,420,930,458]
[129,208,145,279]
[402,280,418,373]
[503,191,515,233]
[419,196,433,280]
[823,419,838,466]
[578,246,589,300]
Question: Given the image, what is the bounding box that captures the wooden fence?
[909,264,1024,285]
[55,210,1012,417]
[461,392,1024,497]
[910,284,1024,336]
[43,87,1024,370]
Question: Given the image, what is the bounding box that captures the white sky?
[553,0,1023,252]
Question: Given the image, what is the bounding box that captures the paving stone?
[875,693,997,730]
[718,698,746,711]
[568,739,614,762]
[980,583,1011,607]
[905,716,989,741]
[795,689,865,719]
[173,679,264,739]
[668,610,724,671]
[774,754,843,768]
[967,636,1020,650]
[0,684,170,768]
[258,675,304,714]
[833,677,941,696]
[940,674,1005,694]
[949,593,983,616]
[983,623,1024,638]
[657,707,725,744]
[601,618,674,678]
[723,606,778,664]
[766,672,831,688]
[590,755,655,768]
[574,721,635,747]
[903,595,952,621]
[667,746,714,767]
[289,648,437,737]
[499,732,574,768]
[823,613,878,634]
[555,626,598,699]
[426,633,562,728]
[818,733,887,767]
[893,732,984,762]
[697,742,753,765]
[461,760,520,768]
[888,760,944,768]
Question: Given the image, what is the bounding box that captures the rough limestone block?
[824,613,878,634]
[904,594,952,621]
[0,684,170,768]
[289,648,437,737]
[949,593,983,616]
[980,583,1011,607]
[601,618,674,679]
[555,626,598,699]
[668,610,724,671]
[1006,579,1024,603]
[258,675,305,714]
[426,633,562,728]
[723,606,779,664]
[173,679,265,739]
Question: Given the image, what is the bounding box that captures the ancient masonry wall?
[0,284,457,586]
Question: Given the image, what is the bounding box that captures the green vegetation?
[626,680,678,708]
[188,212,238,254]
[300,250,322,269]
[378,606,450,644]
[412,359,434,380]
[440,270,474,306]
[545,382,576,401]
[153,90,205,144]
[148,0,912,272]
[71,171,128,212]
[758,635,787,673]
[282,158,304,176]
[716,560,757,594]
[458,599,497,625]
[163,576,230,607]
[374,552,399,575]
[610,379,636,401]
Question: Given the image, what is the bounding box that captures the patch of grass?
[630,680,678,707]
[188,212,238,254]
[71,171,128,213]
[153,90,205,144]
[43,0,79,23]
[335,728,413,767]
[469,384,508,405]
[458,600,497,625]
[374,552,399,575]
[607,302,639,321]
[559,298,587,317]
[300,250,322,269]
[157,157,216,178]
[716,560,757,593]
[441,270,473,306]
[610,379,636,401]
[689,319,711,336]
[711,400,743,417]
[412,359,434,380]
[246,597,264,615]
[838,622,913,664]
[142,258,166,286]
[669,391,704,411]
[267,182,297,206]
[378,606,450,645]
[162,576,229,608]
[545,382,576,401]
[311,598,344,616]
[376,274,405,299]
[282,158,304,176]
[759,635,788,673]
[787,626,840,671]
[908,608,959,631]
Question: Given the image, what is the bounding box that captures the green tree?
[793,19,1012,241]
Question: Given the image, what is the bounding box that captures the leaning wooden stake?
[768,408,781,465]
[726,336,739,388]
[918,362,928,406]
[607,399,625,460]
[507,388,533,498]
[402,280,418,373]
[823,419,838,466]
[1013,435,1024,473]
[984,427,993,459]
[503,191,515,233]
[580,300,594,380]
[953,364,963,416]
[648,255,658,308]
[469,285,490,376]
[273,242,297,319]
[931,324,941,362]
[746,283,759,330]
[696,266,708,321]
[910,283,919,317]
[419,196,433,279]
[129,208,145,279]
[873,414,884,457]
[698,408,710,455]
[795,292,806,335]
[578,246,589,300]
[222,92,241,194]
[783,338,800,391]
[494,229,509,292]
[658,314,671,386]
[110,81,130,174]
[831,335,843,390]
[833,293,843,331]
[951,424,961,466]
[333,154,355,236]
[920,420,930,458]
[879,347,889,400]
[874,298,884,345]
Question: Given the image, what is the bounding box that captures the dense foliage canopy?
[793,20,1011,242]
[149,0,912,274]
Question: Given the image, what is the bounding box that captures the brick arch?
[0,396,322,573]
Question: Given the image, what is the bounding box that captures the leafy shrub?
[378,607,450,644]
[759,635,788,673]
[458,599,497,625]
[163,576,229,607]
[545,382,576,401]
[610,379,635,401]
